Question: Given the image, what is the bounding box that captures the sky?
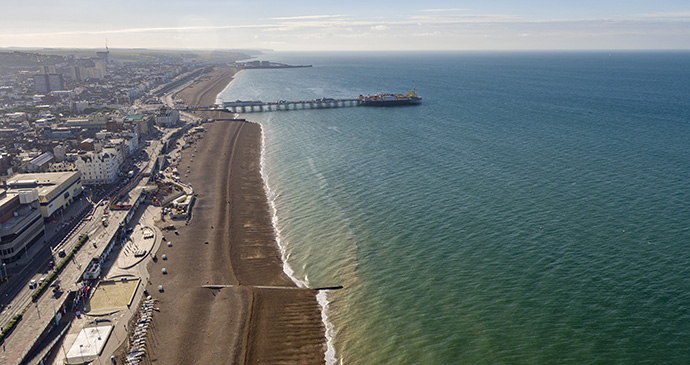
[1,0,689,51]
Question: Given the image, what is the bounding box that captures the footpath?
[17,205,162,365]
[0,204,127,364]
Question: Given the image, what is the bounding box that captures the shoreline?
[257,123,339,364]
[146,67,327,363]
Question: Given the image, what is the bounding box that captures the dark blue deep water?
[219,51,690,364]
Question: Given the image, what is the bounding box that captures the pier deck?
[191,91,422,113]
[216,98,361,113]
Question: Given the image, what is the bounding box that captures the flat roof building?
[7,171,83,219]
[0,190,45,264]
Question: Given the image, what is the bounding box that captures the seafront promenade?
[0,131,172,364]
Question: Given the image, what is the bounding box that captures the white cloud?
[2,7,689,50]
[422,8,468,12]
[413,31,442,37]
[411,13,520,23]
[270,15,347,20]
[1,24,270,38]
[639,11,690,18]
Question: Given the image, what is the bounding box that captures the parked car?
[29,279,37,289]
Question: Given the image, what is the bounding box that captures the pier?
[218,98,361,113]
[191,91,422,113]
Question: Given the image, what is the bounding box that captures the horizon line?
[1,46,690,53]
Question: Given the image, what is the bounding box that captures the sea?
[217,51,690,364]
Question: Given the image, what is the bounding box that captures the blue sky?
[1,1,689,50]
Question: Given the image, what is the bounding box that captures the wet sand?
[146,68,326,364]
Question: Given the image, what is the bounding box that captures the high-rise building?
[47,74,64,91]
[96,43,110,63]
[95,61,107,76]
[70,66,83,82]
[33,75,49,93]
[38,65,56,74]
[33,73,65,93]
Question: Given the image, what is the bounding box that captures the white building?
[53,144,67,162]
[74,151,120,185]
[123,129,140,155]
[155,109,179,127]
[103,144,125,166]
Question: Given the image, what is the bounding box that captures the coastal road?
[0,201,108,331]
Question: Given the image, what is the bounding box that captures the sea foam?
[258,123,338,365]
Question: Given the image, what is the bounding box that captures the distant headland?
[233,60,312,69]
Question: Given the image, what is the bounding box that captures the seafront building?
[124,114,155,135]
[0,170,82,265]
[6,171,83,219]
[0,189,45,264]
[155,108,180,127]
[74,151,119,185]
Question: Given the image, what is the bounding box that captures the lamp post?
[95,325,102,341]
[60,340,68,363]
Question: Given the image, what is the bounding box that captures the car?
[58,249,66,258]
[38,277,45,286]
[29,280,37,289]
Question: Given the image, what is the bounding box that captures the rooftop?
[124,114,145,121]
[7,171,78,188]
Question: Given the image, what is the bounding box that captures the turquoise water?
[218,51,690,364]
